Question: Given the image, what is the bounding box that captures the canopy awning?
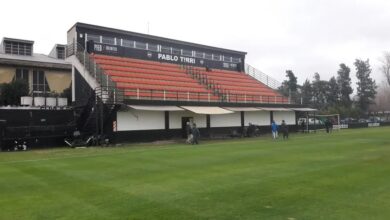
[223,107,262,112]
[290,108,317,112]
[181,106,233,114]
[128,105,184,111]
[258,107,293,111]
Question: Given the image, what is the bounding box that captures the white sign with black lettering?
[157,53,196,64]
[368,122,380,127]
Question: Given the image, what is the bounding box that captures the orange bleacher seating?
[92,54,288,103]
[196,67,287,103]
[93,54,219,101]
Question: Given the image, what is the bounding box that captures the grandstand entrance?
[181,117,194,138]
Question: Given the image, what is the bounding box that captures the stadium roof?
[70,22,247,56]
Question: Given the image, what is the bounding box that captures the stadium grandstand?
[65,22,312,143]
[0,22,317,150]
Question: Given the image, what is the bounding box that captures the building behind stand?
[0,37,74,150]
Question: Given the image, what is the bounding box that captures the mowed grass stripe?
[0,127,389,220]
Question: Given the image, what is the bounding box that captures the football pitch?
[1,127,389,220]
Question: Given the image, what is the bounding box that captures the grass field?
[1,127,390,220]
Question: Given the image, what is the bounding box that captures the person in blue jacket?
[271,120,278,139]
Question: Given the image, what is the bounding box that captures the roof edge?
[70,22,247,56]
[2,37,34,44]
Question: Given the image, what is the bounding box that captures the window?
[4,41,32,56]
[182,49,192,57]
[161,46,171,54]
[212,54,221,61]
[56,47,65,59]
[232,57,241,63]
[122,39,135,48]
[205,53,212,60]
[33,70,50,92]
[135,41,147,50]
[195,51,204,58]
[148,43,158,52]
[172,48,181,55]
[15,68,29,82]
[102,36,115,45]
[223,63,229,68]
[86,34,101,43]
[223,56,232,62]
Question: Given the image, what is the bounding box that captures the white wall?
[244,111,270,126]
[169,111,207,129]
[273,111,296,125]
[210,112,240,127]
[117,110,165,131]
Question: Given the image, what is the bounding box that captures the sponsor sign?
[157,53,196,64]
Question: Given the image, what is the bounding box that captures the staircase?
[66,43,124,137]
[182,65,227,101]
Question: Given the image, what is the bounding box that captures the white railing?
[245,64,282,90]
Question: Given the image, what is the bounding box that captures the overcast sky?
[1,0,389,86]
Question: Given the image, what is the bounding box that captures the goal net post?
[315,114,341,131]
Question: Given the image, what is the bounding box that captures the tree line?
[278,58,377,117]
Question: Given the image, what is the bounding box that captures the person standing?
[300,119,305,133]
[185,121,193,144]
[281,120,289,139]
[191,123,200,145]
[271,120,278,139]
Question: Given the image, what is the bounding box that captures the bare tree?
[371,81,390,112]
[380,52,390,86]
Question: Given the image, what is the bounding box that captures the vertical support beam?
[165,111,169,130]
[270,111,274,124]
[99,97,104,138]
[95,97,99,136]
[71,66,76,103]
[206,114,211,137]
[241,111,245,128]
[306,111,309,133]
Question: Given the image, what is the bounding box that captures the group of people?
[185,121,200,145]
[271,120,289,140]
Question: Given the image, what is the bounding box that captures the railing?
[66,43,289,104]
[245,64,281,90]
[121,88,288,104]
[183,65,223,97]
[67,43,123,104]
[95,86,124,104]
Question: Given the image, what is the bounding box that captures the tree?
[336,63,353,108]
[354,59,377,114]
[300,79,312,105]
[0,80,29,106]
[373,82,390,112]
[311,73,328,110]
[380,52,390,86]
[327,76,339,108]
[278,70,298,101]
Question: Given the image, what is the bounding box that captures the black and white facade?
[66,22,308,143]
